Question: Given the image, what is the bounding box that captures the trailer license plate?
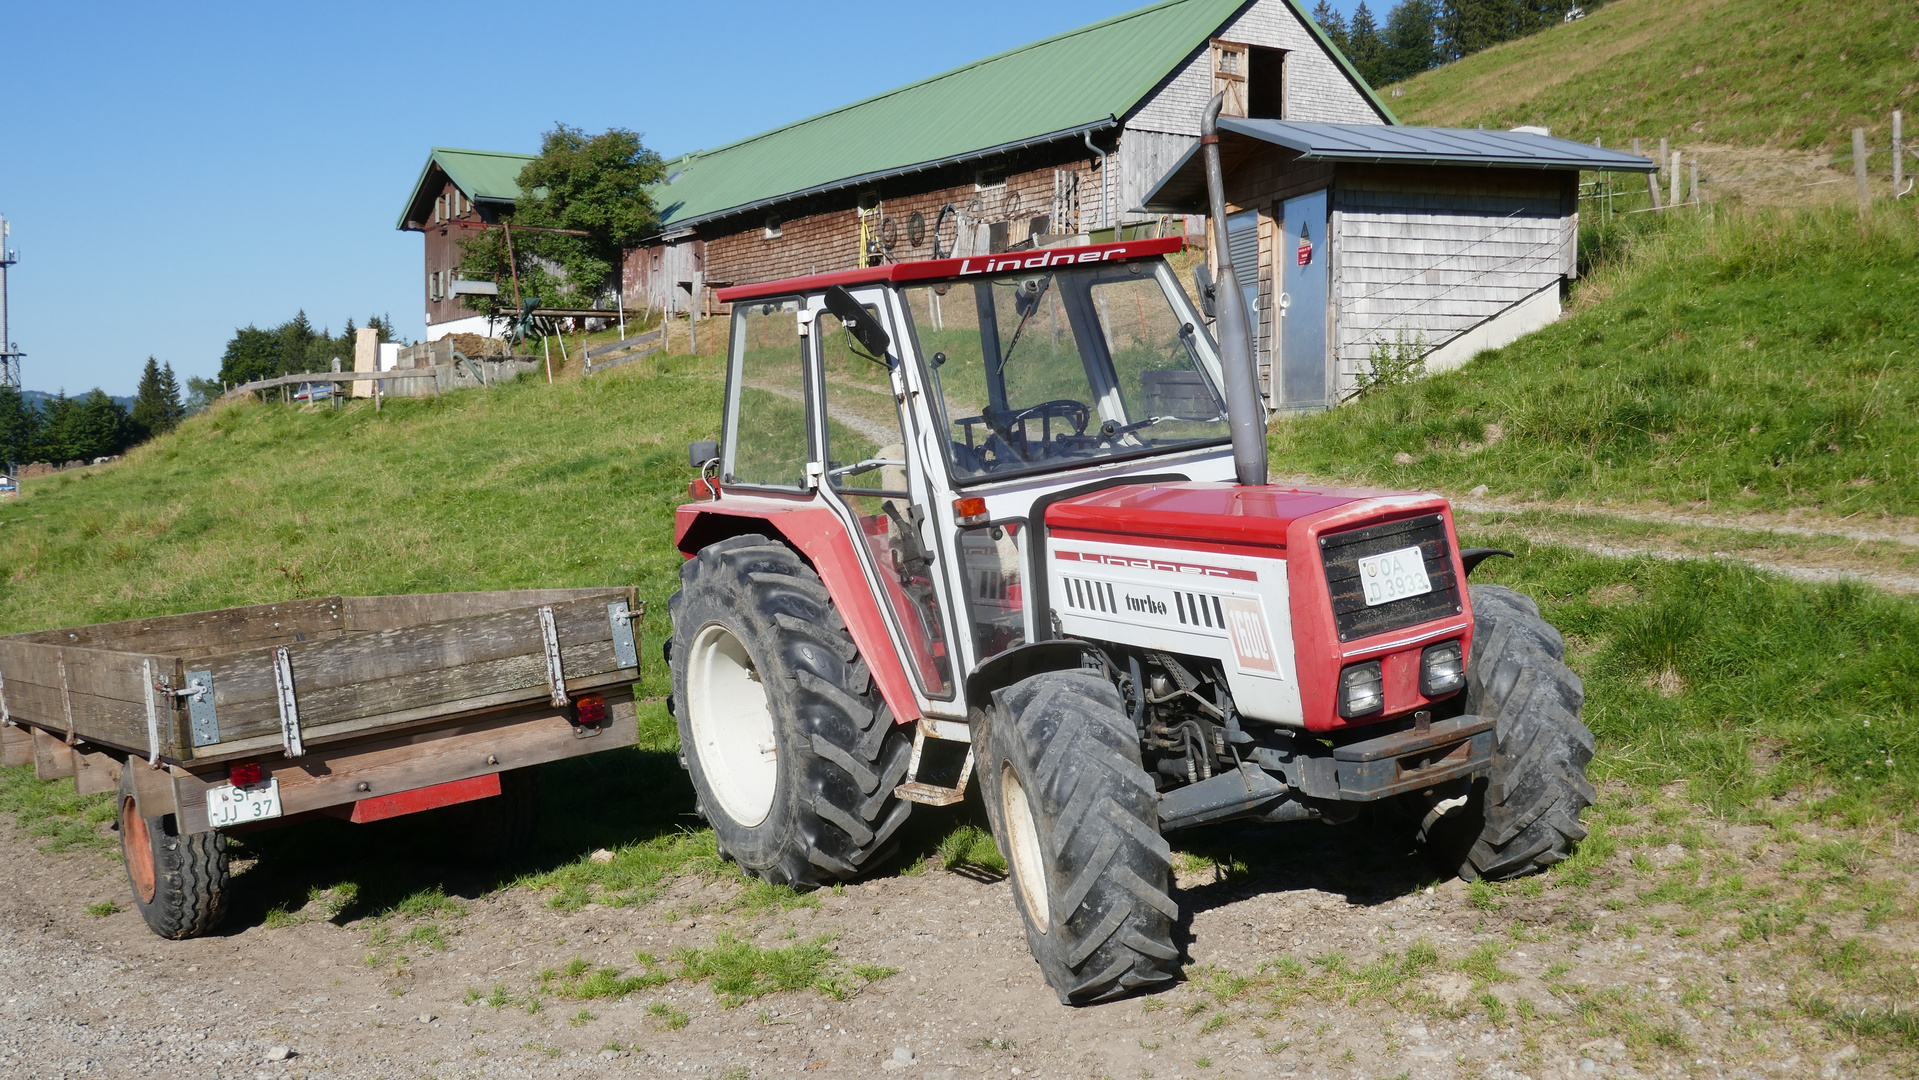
[1357,545,1432,607]
[205,779,282,828]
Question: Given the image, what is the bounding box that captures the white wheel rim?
[1000,762,1050,934]
[686,623,779,828]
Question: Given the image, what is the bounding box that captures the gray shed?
[1142,120,1654,411]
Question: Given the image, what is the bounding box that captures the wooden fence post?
[1659,138,1669,180]
[1853,128,1871,208]
[1670,151,1681,207]
[1689,160,1699,204]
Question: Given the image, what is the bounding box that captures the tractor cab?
[684,236,1240,718]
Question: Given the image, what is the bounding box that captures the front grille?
[1320,514,1461,642]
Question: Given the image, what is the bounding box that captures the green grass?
[0,764,117,853]
[1463,531,1919,823]
[1389,0,1914,155]
[1273,205,1919,518]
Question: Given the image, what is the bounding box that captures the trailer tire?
[1422,584,1595,881]
[978,670,1179,1004]
[117,767,229,939]
[669,534,913,888]
[444,768,541,863]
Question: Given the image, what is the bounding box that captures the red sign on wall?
[1296,223,1313,266]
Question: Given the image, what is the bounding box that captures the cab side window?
[727,298,809,488]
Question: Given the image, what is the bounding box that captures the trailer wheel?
[117,767,229,939]
[1421,584,1596,881]
[978,670,1179,1004]
[444,768,541,863]
[669,534,914,887]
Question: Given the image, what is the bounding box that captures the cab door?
[808,288,963,711]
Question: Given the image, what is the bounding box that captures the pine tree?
[0,386,37,469]
[76,390,132,460]
[1380,0,1442,84]
[35,392,79,464]
[157,363,184,430]
[1311,0,1352,57]
[131,357,165,439]
[1348,2,1387,86]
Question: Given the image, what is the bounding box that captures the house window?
[764,215,782,240]
[974,168,1007,190]
[1248,46,1286,119]
[1213,40,1249,118]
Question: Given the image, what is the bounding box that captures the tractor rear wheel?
[669,534,913,887]
[1422,584,1595,881]
[118,766,229,939]
[978,670,1179,1004]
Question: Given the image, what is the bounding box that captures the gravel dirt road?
[2,781,1913,1080]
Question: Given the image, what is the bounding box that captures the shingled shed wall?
[1330,165,1576,398]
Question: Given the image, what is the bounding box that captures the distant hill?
[1387,0,1912,152]
[21,389,136,412]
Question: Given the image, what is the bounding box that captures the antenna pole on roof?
[1200,94,1266,488]
[0,216,20,391]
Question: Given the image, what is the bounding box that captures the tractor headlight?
[1421,640,1466,697]
[1338,660,1384,718]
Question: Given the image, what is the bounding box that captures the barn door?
[1277,189,1329,411]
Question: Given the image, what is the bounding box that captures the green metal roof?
[396,147,537,230]
[651,0,1393,233]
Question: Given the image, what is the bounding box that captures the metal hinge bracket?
[272,647,304,758]
[607,600,642,671]
[539,605,570,708]
[179,670,220,747]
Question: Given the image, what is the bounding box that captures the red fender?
[676,495,921,724]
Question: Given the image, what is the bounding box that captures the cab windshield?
[901,260,1230,482]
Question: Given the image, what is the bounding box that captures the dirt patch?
[1,786,1912,1079]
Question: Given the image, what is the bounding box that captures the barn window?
[1247,46,1286,119]
[974,168,1007,191]
[764,216,782,240]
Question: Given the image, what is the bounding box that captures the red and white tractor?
[667,99,1592,1004]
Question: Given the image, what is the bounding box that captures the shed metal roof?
[397,148,537,230]
[1140,120,1657,211]
[650,0,1394,234]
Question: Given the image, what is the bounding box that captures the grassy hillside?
[1390,0,1914,153]
[1272,204,1919,518]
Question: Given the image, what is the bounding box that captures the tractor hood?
[1044,481,1444,555]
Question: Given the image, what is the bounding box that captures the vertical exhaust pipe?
[1202,92,1268,488]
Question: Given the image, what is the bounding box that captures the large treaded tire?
[978,670,1179,1005]
[1426,584,1596,881]
[669,534,913,887]
[118,766,229,939]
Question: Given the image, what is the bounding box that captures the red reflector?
[954,497,989,526]
[228,762,263,788]
[574,695,608,728]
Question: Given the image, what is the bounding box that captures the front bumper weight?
[1329,713,1494,801]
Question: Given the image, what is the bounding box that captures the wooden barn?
[627,0,1393,319]
[1140,121,1654,411]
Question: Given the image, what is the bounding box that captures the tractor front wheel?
[1421,584,1596,881]
[669,534,913,887]
[978,670,1179,1004]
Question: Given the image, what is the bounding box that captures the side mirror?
[688,440,719,468]
[822,285,891,362]
[1191,265,1217,319]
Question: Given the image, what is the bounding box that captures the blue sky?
[0,0,1374,396]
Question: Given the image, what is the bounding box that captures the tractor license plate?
[205,779,282,828]
[1357,545,1432,607]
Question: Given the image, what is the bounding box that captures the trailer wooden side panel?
[0,588,640,766]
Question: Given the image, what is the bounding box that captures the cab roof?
[714,236,1184,304]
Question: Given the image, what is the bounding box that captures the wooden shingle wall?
[1330,166,1576,400]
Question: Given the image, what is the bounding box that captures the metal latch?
[539,605,569,708]
[179,670,220,747]
[607,600,642,671]
[272,647,304,758]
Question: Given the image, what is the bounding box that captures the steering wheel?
[992,399,1090,440]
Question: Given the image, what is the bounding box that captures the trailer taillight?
[954,497,989,526]
[229,762,264,788]
[572,695,608,729]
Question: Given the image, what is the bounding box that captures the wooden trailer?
[0,588,644,938]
